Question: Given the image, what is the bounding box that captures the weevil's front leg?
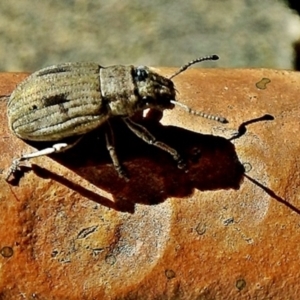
[105,122,128,180]
[123,117,186,169]
[5,137,83,181]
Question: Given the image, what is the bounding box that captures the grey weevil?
[5,55,228,181]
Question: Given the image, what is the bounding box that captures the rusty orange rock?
[0,68,299,299]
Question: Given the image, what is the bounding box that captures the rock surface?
[0,67,300,299]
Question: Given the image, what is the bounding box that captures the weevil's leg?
[123,117,186,169]
[105,122,128,180]
[5,137,83,181]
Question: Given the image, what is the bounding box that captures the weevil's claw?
[177,158,187,170]
[5,158,31,182]
[121,172,130,182]
[5,159,21,181]
[116,165,129,182]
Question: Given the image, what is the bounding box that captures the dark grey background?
[0,0,299,72]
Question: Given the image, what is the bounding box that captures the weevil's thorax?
[100,65,138,117]
[100,65,175,117]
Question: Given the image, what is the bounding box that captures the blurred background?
[0,0,300,72]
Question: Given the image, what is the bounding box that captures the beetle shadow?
[24,115,244,212]
[229,114,274,140]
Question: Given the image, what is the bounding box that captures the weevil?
[5,55,227,180]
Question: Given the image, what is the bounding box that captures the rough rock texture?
[0,67,300,299]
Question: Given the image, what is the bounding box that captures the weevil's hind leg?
[5,137,83,181]
[105,121,128,180]
[123,117,186,169]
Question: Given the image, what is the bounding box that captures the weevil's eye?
[135,66,148,81]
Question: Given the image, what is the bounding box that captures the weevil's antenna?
[169,55,219,80]
[170,100,228,124]
[168,55,226,123]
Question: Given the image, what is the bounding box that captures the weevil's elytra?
[8,62,106,141]
[6,55,228,181]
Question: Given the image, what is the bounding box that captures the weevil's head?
[133,66,176,111]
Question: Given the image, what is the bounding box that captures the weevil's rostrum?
[6,55,228,180]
